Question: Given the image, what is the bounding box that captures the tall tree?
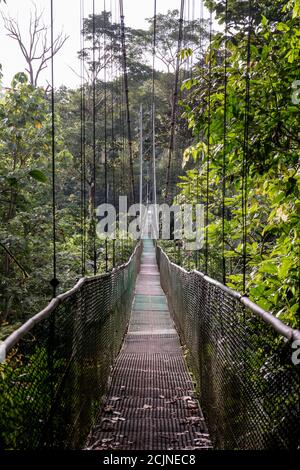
[206,0,290,27]
[79,10,151,81]
[145,9,208,73]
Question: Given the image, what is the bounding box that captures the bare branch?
[1,2,68,87]
[0,242,30,278]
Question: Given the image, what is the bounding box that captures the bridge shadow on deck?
[86,240,211,450]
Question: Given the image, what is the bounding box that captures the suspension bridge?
[0,0,299,451]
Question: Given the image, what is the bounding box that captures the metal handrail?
[0,243,141,361]
[156,245,300,342]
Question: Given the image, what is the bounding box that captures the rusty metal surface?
[86,240,212,450]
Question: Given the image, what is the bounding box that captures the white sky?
[0,0,209,88]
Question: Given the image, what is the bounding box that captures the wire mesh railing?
[0,243,141,450]
[156,245,300,450]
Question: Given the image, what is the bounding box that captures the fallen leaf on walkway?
[181,396,192,401]
[104,405,114,413]
[185,416,203,425]
[111,417,125,423]
[166,396,178,404]
[87,439,101,450]
[194,437,212,448]
[101,417,113,423]
[186,401,198,410]
[101,416,125,426]
[194,438,211,443]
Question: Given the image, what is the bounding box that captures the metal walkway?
[86,240,211,450]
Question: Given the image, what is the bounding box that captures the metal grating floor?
[86,240,212,450]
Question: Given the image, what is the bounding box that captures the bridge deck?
[86,240,211,450]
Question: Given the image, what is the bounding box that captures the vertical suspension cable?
[92,0,97,275]
[119,75,125,262]
[117,4,125,261]
[196,169,200,269]
[49,0,57,448]
[152,0,157,236]
[196,0,204,271]
[187,0,190,75]
[115,1,121,262]
[222,0,228,285]
[50,0,58,296]
[80,0,87,277]
[180,0,188,265]
[242,0,252,293]
[165,0,185,202]
[199,0,203,55]
[190,0,195,78]
[139,103,143,233]
[204,8,212,275]
[146,158,149,205]
[119,0,135,204]
[110,0,115,205]
[152,0,157,208]
[104,2,107,204]
[111,0,116,268]
[121,77,126,260]
[241,1,252,430]
[104,0,109,271]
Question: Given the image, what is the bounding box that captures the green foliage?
[172,1,300,326]
[0,73,138,336]
[0,347,52,449]
[28,169,48,183]
[0,3,298,338]
[0,75,86,331]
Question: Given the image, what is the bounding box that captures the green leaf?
[261,15,268,27]
[289,303,299,316]
[28,169,48,183]
[276,23,289,32]
[293,0,300,18]
[259,262,277,274]
[181,78,198,91]
[257,298,272,311]
[261,45,270,60]
[250,285,266,297]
